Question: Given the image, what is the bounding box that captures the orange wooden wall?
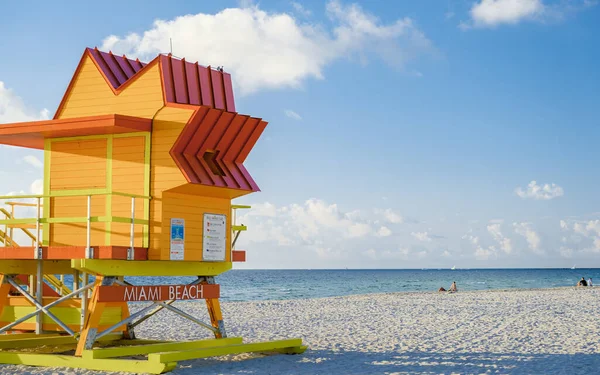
[56,56,164,120]
[148,107,193,259]
[49,138,108,246]
[160,191,231,261]
[110,135,146,247]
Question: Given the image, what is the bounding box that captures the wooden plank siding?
[49,139,107,190]
[110,135,146,247]
[148,107,194,259]
[47,134,149,248]
[49,138,108,246]
[161,191,231,261]
[56,56,164,120]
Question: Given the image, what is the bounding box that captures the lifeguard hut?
[0,47,305,373]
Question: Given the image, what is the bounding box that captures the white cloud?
[487,223,513,254]
[571,220,600,237]
[101,1,433,95]
[284,109,302,120]
[586,220,600,236]
[462,233,480,246]
[560,220,569,230]
[30,179,43,195]
[376,226,392,237]
[566,220,600,253]
[475,245,496,260]
[378,208,403,224]
[470,0,544,28]
[411,231,432,242]
[0,81,49,123]
[238,198,375,250]
[515,180,564,200]
[513,222,542,254]
[463,0,596,29]
[292,2,312,17]
[23,155,43,169]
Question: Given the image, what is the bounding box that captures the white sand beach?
[3,287,600,375]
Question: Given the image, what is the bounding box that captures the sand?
[3,287,600,374]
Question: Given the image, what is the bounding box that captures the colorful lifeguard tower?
[0,48,305,373]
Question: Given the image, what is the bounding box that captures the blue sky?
[0,0,599,268]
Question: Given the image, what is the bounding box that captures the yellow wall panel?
[49,137,109,246]
[50,139,107,191]
[57,56,164,120]
[159,191,231,261]
[110,135,146,247]
[148,107,194,259]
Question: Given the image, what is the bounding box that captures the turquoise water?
[125,268,600,302]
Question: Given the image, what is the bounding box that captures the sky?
[0,0,599,269]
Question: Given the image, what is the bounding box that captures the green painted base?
[0,335,307,374]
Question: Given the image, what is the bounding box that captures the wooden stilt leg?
[119,301,134,339]
[0,275,12,330]
[75,280,106,356]
[205,298,225,338]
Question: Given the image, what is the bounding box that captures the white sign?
[203,213,227,261]
[170,218,185,260]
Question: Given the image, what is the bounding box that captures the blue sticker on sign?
[170,218,185,260]
[171,221,184,241]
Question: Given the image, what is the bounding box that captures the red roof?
[84,47,236,112]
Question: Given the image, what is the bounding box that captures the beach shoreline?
[2,287,599,374]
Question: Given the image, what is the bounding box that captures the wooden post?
[75,278,105,356]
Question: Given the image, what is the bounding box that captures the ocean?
[126,268,600,302]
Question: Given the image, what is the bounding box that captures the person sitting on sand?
[588,278,593,287]
[577,277,588,287]
[449,281,458,293]
[438,287,446,292]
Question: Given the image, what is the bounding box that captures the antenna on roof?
[170,38,173,55]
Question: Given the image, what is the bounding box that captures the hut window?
[203,150,226,176]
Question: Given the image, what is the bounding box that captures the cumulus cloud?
[237,198,377,255]
[469,0,544,28]
[0,81,49,123]
[23,155,43,169]
[30,179,43,195]
[291,2,312,17]
[462,0,596,29]
[284,109,302,120]
[411,231,432,242]
[376,226,392,237]
[565,220,600,252]
[475,246,496,260]
[487,223,513,254]
[515,180,564,200]
[100,1,433,95]
[377,208,403,224]
[513,222,542,254]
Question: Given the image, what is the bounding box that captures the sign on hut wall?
[203,213,226,261]
[170,218,185,260]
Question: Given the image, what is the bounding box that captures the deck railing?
[0,191,151,259]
